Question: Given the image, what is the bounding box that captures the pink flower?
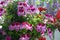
[0,7,5,16]
[22,22,33,31]
[44,14,55,23]
[17,2,28,16]
[0,0,9,7]
[5,35,11,40]
[9,22,20,31]
[35,23,46,36]
[9,22,33,31]
[47,28,53,39]
[18,6,25,16]
[18,2,28,7]
[19,34,30,40]
[0,29,6,35]
[30,5,37,13]
[17,2,38,16]
[25,5,37,14]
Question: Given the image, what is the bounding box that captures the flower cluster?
[0,1,57,40]
[9,22,32,31]
[44,14,55,23]
[18,2,38,16]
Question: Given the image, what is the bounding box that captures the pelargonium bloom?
[18,2,28,7]
[0,0,5,7]
[0,0,9,7]
[44,14,55,23]
[30,5,37,14]
[47,28,53,39]
[35,23,46,36]
[9,22,20,31]
[26,5,38,14]
[17,2,29,16]
[22,22,33,31]
[19,34,30,40]
[5,35,11,40]
[18,6,25,16]
[0,7,5,16]
[17,2,39,16]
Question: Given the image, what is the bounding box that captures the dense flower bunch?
[0,0,56,40]
[18,2,38,16]
[9,22,33,31]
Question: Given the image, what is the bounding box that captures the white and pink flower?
[44,14,55,23]
[19,34,30,40]
[22,22,33,31]
[0,7,5,16]
[0,0,9,7]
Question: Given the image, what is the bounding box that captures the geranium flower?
[18,2,29,16]
[0,0,9,7]
[26,5,38,14]
[44,14,55,23]
[18,6,25,16]
[0,7,5,16]
[18,2,39,16]
[35,23,46,36]
[9,22,20,31]
[38,7,47,12]
[19,34,30,40]
[22,22,33,31]
[5,35,11,40]
[18,2,28,7]
[30,5,37,13]
[47,28,53,39]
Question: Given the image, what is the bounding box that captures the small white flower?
[0,25,2,29]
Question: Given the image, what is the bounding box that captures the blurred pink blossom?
[44,14,55,23]
[9,22,20,31]
[5,35,11,40]
[19,34,30,40]
[22,22,33,31]
[0,0,9,7]
[0,7,5,16]
[35,23,46,36]
[47,28,53,39]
